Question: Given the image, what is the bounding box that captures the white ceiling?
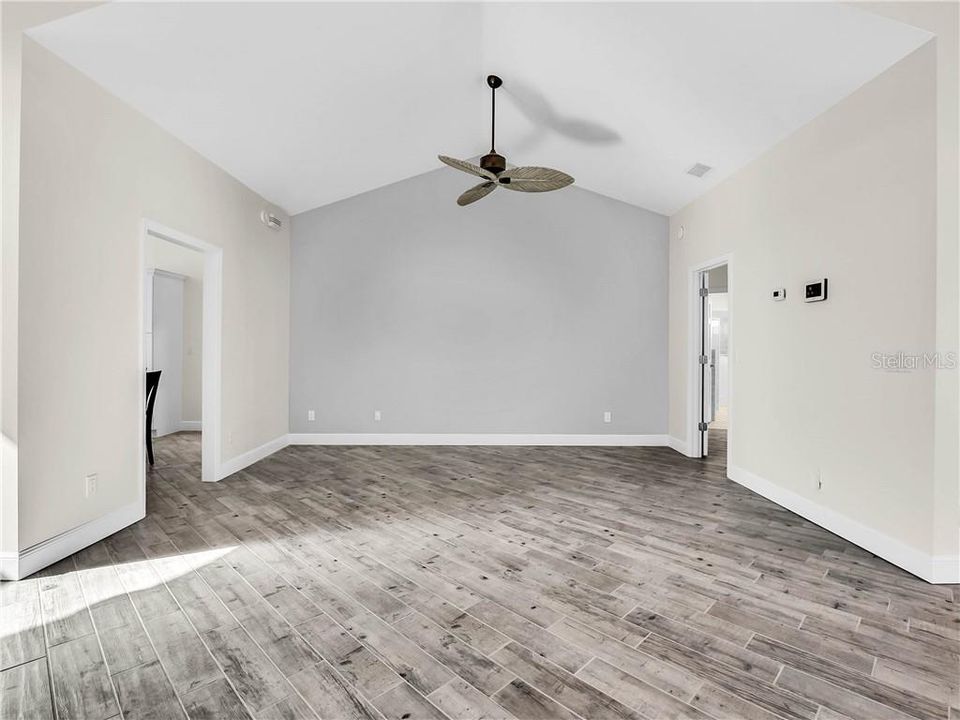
[28,3,931,216]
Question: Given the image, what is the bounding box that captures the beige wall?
[13,33,290,549]
[1,0,99,567]
[669,4,958,570]
[861,0,960,572]
[146,237,204,424]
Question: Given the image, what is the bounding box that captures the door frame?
[686,253,733,465]
[139,219,223,502]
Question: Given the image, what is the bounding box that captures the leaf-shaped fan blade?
[457,181,497,206]
[439,155,496,181]
[499,166,574,193]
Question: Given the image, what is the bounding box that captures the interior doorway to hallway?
[139,220,223,498]
[691,258,731,468]
[144,236,204,474]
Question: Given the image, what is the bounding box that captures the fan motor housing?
[480,152,506,175]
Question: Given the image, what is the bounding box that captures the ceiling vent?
[260,209,282,230]
[686,163,713,178]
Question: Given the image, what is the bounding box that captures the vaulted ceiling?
[28,3,931,216]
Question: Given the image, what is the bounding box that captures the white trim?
[666,436,690,456]
[179,421,202,432]
[138,225,147,517]
[0,553,19,581]
[930,556,960,584]
[218,435,290,479]
[728,464,959,584]
[201,246,223,482]
[687,254,733,463]
[147,268,188,282]
[0,500,143,581]
[288,433,669,447]
[141,219,223,484]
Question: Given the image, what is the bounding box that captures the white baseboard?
[287,433,669,447]
[666,436,690,456]
[179,420,202,432]
[728,464,959,584]
[218,434,290,480]
[0,499,143,581]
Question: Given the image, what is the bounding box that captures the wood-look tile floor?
[2,430,958,720]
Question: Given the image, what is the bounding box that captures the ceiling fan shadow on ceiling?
[439,75,574,206]
[505,77,621,146]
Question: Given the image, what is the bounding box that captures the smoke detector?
[260,210,282,230]
[686,163,713,178]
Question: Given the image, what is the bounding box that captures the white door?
[151,271,185,437]
[697,270,710,456]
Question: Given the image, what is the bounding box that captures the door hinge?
[698,355,709,365]
[699,287,709,297]
[698,422,709,431]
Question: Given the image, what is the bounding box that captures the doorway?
[139,221,222,505]
[144,243,203,467]
[689,256,732,468]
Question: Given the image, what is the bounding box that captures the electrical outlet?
[85,473,98,498]
[307,409,316,422]
[813,469,822,491]
[228,431,234,446]
[603,411,612,423]
[374,410,382,422]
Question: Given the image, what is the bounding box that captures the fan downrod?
[482,75,506,173]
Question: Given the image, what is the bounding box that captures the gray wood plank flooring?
[0,429,957,719]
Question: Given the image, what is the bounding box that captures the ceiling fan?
[439,75,574,206]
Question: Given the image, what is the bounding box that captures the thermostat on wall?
[804,278,828,303]
[772,288,786,301]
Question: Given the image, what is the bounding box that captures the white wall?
[290,168,669,437]
[11,32,290,552]
[146,237,203,425]
[669,11,958,581]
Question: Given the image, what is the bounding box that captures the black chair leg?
[145,370,161,468]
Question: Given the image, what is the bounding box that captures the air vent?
[686,163,713,178]
[260,210,282,230]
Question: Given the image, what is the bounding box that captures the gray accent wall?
[290,167,668,435]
